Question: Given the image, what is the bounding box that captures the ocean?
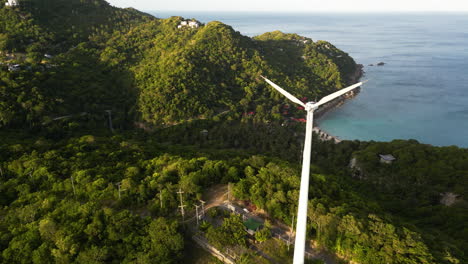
[151,11,468,147]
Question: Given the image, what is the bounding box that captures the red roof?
[291,118,306,123]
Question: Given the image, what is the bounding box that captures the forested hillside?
[1,126,466,263]
[1,0,360,130]
[0,0,151,129]
[147,119,468,263]
[1,0,151,53]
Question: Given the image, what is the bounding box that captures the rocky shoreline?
[313,127,342,143]
[313,63,364,143]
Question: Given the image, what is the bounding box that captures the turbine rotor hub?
[305,102,317,111]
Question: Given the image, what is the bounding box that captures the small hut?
[379,154,396,164]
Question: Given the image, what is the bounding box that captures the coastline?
[313,63,364,143]
[313,126,342,143]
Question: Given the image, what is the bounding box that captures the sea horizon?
[149,10,468,14]
[149,11,468,148]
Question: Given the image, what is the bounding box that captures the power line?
[177,188,185,221]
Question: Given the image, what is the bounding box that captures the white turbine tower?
[261,76,366,264]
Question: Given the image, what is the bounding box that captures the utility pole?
[179,204,186,221]
[228,183,231,201]
[116,182,126,200]
[70,176,76,196]
[177,188,185,221]
[159,190,163,208]
[200,200,206,218]
[105,110,114,132]
[288,214,295,251]
[195,205,200,226]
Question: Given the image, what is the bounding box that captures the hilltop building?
[188,21,199,28]
[5,0,19,7]
[177,20,200,29]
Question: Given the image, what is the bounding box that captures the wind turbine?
[261,76,366,264]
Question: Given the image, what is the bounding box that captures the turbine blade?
[314,81,365,108]
[261,76,306,107]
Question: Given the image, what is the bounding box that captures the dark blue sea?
[152,11,468,147]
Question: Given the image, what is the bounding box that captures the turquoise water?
[152,11,468,147]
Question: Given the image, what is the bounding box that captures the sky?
[106,0,468,12]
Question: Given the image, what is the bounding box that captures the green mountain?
[0,0,151,129]
[1,0,361,130]
[1,0,151,53]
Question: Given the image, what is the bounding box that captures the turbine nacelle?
[304,102,317,112]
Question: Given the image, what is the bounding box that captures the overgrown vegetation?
[0,132,251,263]
[1,128,466,263]
[0,1,466,263]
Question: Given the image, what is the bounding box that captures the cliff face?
[349,63,364,84]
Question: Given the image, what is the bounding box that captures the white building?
[5,0,19,7]
[178,20,200,29]
[8,64,21,71]
[379,154,396,164]
[188,21,199,28]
